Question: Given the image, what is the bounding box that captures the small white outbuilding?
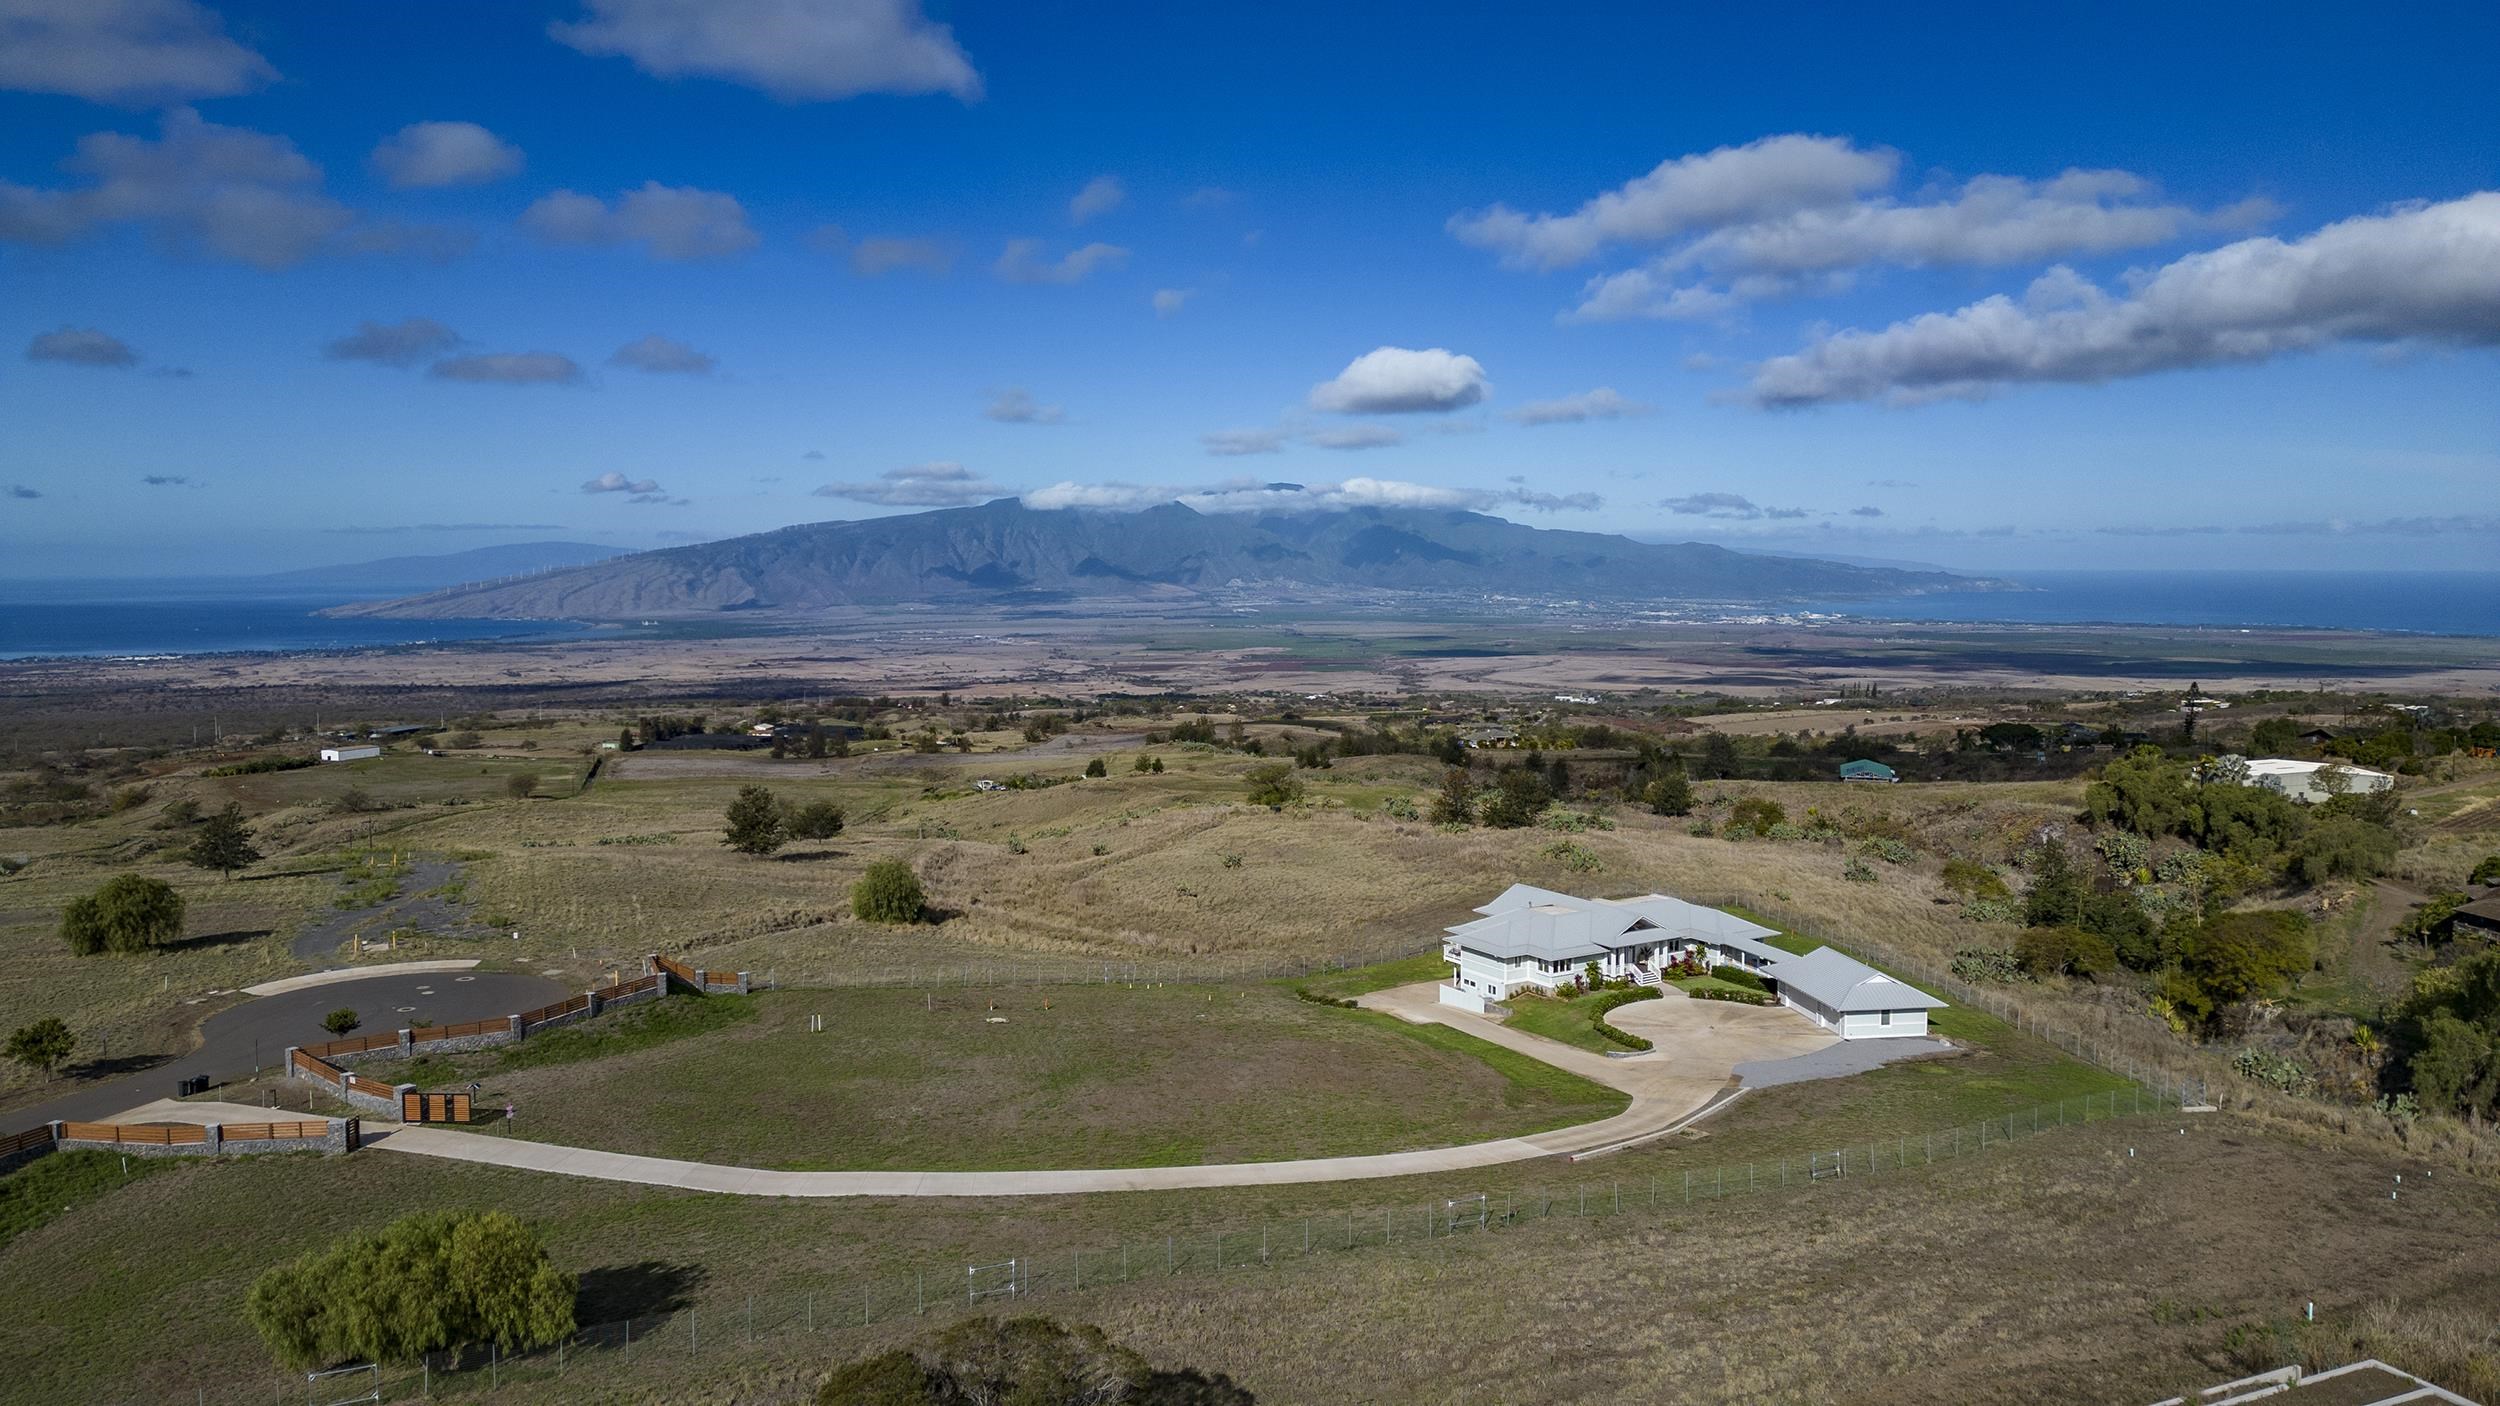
[318,744,381,763]
[1760,946,1946,1040]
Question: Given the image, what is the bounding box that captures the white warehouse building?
[2236,757,2394,806]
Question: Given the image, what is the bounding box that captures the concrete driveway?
[1358,981,1836,1153]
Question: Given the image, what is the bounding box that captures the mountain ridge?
[326,500,1999,620]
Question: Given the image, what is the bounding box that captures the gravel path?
[288,858,496,963]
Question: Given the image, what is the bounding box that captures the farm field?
[381,987,1629,1171]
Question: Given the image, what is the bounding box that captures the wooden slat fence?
[0,1125,55,1160]
[518,994,588,1027]
[409,1018,502,1044]
[217,1122,329,1142]
[652,955,702,989]
[290,1047,344,1082]
[301,1031,399,1059]
[61,1122,206,1146]
[342,1072,397,1096]
[596,973,659,1001]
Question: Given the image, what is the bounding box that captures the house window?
[1879,1011,1892,1026]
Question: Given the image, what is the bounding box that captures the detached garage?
[1763,947,1945,1040]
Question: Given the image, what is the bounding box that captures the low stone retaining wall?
[3,1117,359,1171]
[285,957,744,1119]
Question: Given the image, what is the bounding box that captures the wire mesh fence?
[154,1085,2183,1404]
[750,936,1439,993]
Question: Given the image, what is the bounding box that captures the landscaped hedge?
[1293,987,1358,1010]
[1692,986,1775,1007]
[1591,987,1663,1050]
[1709,964,1769,992]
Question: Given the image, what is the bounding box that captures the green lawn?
[1498,990,1620,1054]
[1290,951,1447,1001]
[392,987,1625,1171]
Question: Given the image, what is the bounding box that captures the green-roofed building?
[1838,759,1898,783]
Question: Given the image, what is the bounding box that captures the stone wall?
[51,1119,356,1159]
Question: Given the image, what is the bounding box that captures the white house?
[1439,885,1791,1009]
[1439,885,1948,1039]
[317,744,381,763]
[1758,945,1945,1040]
[2236,757,2394,805]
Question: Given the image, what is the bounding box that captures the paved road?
[5,967,567,1135]
[108,982,1840,1199]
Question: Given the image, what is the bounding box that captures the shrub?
[1708,964,1768,992]
[1961,897,2023,925]
[1084,758,1108,778]
[1941,858,2010,901]
[1842,858,1877,883]
[1950,947,2029,983]
[246,1211,575,1370]
[1378,795,1419,821]
[504,774,536,800]
[5,1017,74,1077]
[1724,796,1785,837]
[1591,987,1662,1050]
[784,800,846,841]
[1692,986,1774,1006]
[1243,762,1304,808]
[1860,836,1914,865]
[1293,987,1359,1010]
[1541,839,1601,872]
[1218,851,1243,869]
[60,874,186,956]
[814,1316,1247,1406]
[2015,925,2118,980]
[1429,769,1476,826]
[321,1009,360,1036]
[2230,1048,2317,1096]
[852,860,927,924]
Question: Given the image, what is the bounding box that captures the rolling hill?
[327,499,1992,620]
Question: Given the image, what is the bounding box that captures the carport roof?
[1763,946,1946,1013]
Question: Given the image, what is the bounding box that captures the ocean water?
[0,579,588,659]
[1807,570,2500,638]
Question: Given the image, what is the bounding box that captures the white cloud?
[370,121,525,189]
[1200,428,1287,457]
[1749,192,2500,407]
[1308,346,1489,414]
[1022,480,1168,510]
[994,238,1128,284]
[1180,186,1237,211]
[550,0,981,102]
[1450,134,1897,269]
[811,225,954,276]
[1306,425,1402,451]
[26,326,139,367]
[984,387,1063,424]
[324,317,462,367]
[1659,492,1810,520]
[521,182,759,260]
[1152,287,1193,316]
[430,352,583,385]
[1562,268,1746,324]
[0,107,351,269]
[814,460,1007,507]
[1069,174,1125,224]
[1024,476,1599,515]
[0,0,275,105]
[1507,386,1652,426]
[610,333,716,374]
[584,471,662,494]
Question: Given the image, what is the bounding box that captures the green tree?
[1085,757,1108,778]
[853,859,927,924]
[2288,814,2398,884]
[247,1211,576,1370]
[1132,753,1155,773]
[185,802,262,877]
[785,799,847,842]
[2173,909,2314,1023]
[1699,733,1739,780]
[2247,717,2302,755]
[2407,1013,2497,1118]
[322,1008,360,1036]
[722,785,786,856]
[60,874,187,956]
[1429,768,1477,826]
[2082,746,2193,838]
[616,727,634,752]
[1642,769,1692,817]
[5,1017,74,1079]
[2015,925,2118,980]
[1478,768,1552,829]
[1242,762,1304,808]
[2472,854,2500,886]
[2022,841,2086,928]
[504,773,536,800]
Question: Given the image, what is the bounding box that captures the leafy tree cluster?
[817,1316,1252,1406]
[60,874,186,955]
[2081,746,2400,888]
[2016,839,2311,1029]
[247,1211,575,1370]
[6,1017,74,1078]
[2387,946,2500,1121]
[632,714,708,744]
[722,786,847,856]
[1242,763,1305,808]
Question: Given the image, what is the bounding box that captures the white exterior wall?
[318,745,380,763]
[1438,984,1491,1014]
[1840,1010,1928,1039]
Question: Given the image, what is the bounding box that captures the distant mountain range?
[261,541,630,595]
[327,499,1997,620]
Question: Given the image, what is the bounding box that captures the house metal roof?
[1447,885,1786,964]
[1762,946,1946,1014]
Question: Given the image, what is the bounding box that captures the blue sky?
[2,0,2496,577]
